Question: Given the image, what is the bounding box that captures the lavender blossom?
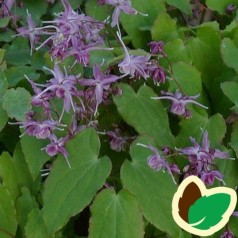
[117,31,150,79]
[162,147,172,156]
[177,130,228,164]
[232,211,238,217]
[99,0,147,27]
[15,0,107,63]
[30,120,64,139]
[11,116,65,139]
[1,0,15,16]
[28,0,107,63]
[200,170,223,186]
[78,64,120,114]
[16,10,40,55]
[169,164,181,174]
[151,90,208,118]
[67,42,113,66]
[44,134,71,168]
[226,4,236,15]
[106,128,129,151]
[148,41,166,56]
[34,64,81,119]
[137,143,180,184]
[221,230,234,238]
[25,75,51,115]
[146,62,166,84]
[177,130,229,185]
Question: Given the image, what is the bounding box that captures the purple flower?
[200,170,223,186]
[177,130,228,164]
[146,62,166,84]
[151,90,208,118]
[232,211,238,217]
[11,116,65,139]
[15,0,106,63]
[31,120,63,139]
[177,130,229,185]
[67,42,112,66]
[25,75,51,115]
[169,164,181,174]
[16,10,40,55]
[226,4,236,15]
[221,230,234,238]
[34,64,81,118]
[31,0,106,63]
[137,143,180,184]
[1,0,15,16]
[106,128,129,152]
[162,147,172,156]
[101,0,147,27]
[78,64,120,114]
[147,152,167,171]
[148,41,166,56]
[117,31,150,79]
[45,134,71,167]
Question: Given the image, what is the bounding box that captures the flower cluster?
[98,0,147,27]
[16,0,109,63]
[117,31,166,84]
[78,64,120,114]
[139,130,230,187]
[137,143,180,184]
[14,0,211,172]
[177,130,229,186]
[21,60,122,166]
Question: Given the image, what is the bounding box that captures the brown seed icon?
[178,182,202,222]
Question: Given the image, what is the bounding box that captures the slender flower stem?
[164,153,178,158]
[165,57,185,93]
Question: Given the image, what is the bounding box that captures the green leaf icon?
[172,176,237,236]
[188,193,231,230]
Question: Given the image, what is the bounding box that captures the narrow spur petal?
[185,99,208,109]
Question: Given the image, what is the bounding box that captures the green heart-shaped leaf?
[188,193,231,230]
[113,84,174,147]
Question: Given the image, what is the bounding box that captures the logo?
[172,176,237,236]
